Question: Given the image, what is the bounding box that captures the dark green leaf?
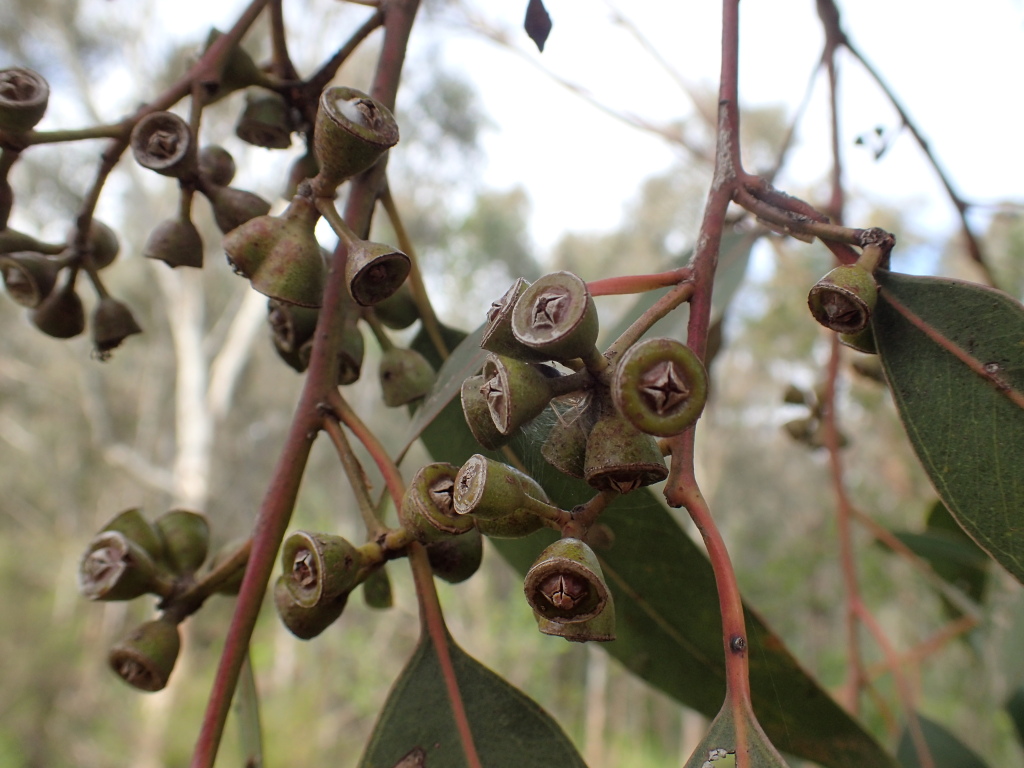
[359,627,586,768]
[414,324,897,768]
[896,714,990,768]
[1006,686,1024,747]
[873,271,1024,583]
[682,696,788,768]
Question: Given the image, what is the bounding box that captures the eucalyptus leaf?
[896,714,990,768]
[873,271,1024,583]
[682,696,789,768]
[359,626,586,768]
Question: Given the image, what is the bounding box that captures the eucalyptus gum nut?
[72,219,120,270]
[274,574,347,640]
[612,338,708,437]
[0,252,60,307]
[0,67,49,133]
[541,397,596,479]
[453,453,549,520]
[461,375,511,450]
[524,537,610,624]
[480,278,550,362]
[337,324,364,384]
[198,145,236,187]
[29,276,84,338]
[100,508,165,563]
[204,184,272,235]
[536,608,616,643]
[312,86,399,192]
[153,509,210,575]
[399,462,472,543]
[279,531,366,608]
[362,566,393,609]
[108,619,181,692]
[235,88,294,149]
[783,416,816,443]
[807,264,877,334]
[480,353,556,435]
[92,296,143,358]
[782,383,808,405]
[474,508,544,539]
[583,408,668,494]
[268,299,319,356]
[373,280,419,330]
[78,531,163,601]
[202,539,248,595]
[202,29,267,98]
[510,271,599,362]
[222,195,325,307]
[143,216,204,269]
[839,324,878,355]
[346,240,411,307]
[130,111,197,179]
[426,526,484,583]
[379,347,435,407]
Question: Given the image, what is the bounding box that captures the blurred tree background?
[1,1,1023,767]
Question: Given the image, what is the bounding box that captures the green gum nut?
[0,67,49,133]
[202,183,272,234]
[108,618,181,692]
[130,111,197,179]
[100,508,165,563]
[453,454,549,538]
[0,252,60,308]
[346,240,411,307]
[379,347,435,407]
[312,86,399,193]
[222,195,326,307]
[274,575,347,640]
[453,454,547,520]
[612,338,708,437]
[523,538,611,625]
[480,278,549,362]
[839,325,877,354]
[373,280,419,330]
[535,602,616,642]
[362,566,393,609]
[460,374,512,451]
[807,264,877,334]
[541,394,597,479]
[198,145,236,187]
[29,273,84,338]
[268,299,319,361]
[399,463,474,544]
[92,296,142,358]
[153,509,210,576]
[426,526,484,583]
[283,151,319,200]
[510,271,599,362]
[583,403,668,494]
[235,88,294,149]
[202,29,269,99]
[143,216,204,269]
[279,531,367,609]
[337,322,365,384]
[479,353,560,436]
[78,531,164,601]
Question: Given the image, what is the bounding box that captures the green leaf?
[873,271,1024,583]
[1006,686,1024,747]
[413,324,897,768]
[896,714,990,768]
[359,627,586,768]
[682,696,789,768]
